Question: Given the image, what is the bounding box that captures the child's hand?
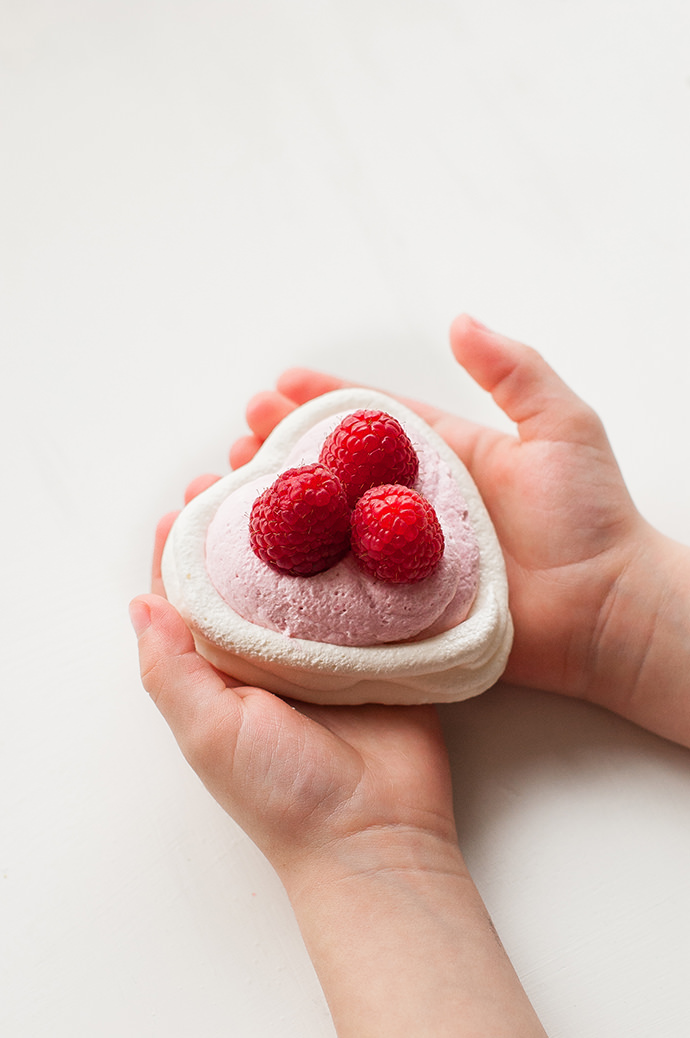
[231,315,690,743]
[131,484,547,1038]
[229,316,639,698]
[131,511,459,885]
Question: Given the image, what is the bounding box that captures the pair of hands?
[131,314,649,886]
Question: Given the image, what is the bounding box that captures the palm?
[455,422,637,693]
[199,691,455,866]
[147,515,455,864]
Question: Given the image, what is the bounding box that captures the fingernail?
[129,599,151,637]
[467,315,494,332]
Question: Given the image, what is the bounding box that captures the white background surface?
[2,2,690,1035]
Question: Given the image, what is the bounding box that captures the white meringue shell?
[161,388,513,704]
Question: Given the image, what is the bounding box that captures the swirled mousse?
[204,414,480,646]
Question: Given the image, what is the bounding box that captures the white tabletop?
[2,3,689,1035]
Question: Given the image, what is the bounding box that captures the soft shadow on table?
[438,680,690,862]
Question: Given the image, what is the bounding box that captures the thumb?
[450,314,602,445]
[129,594,243,764]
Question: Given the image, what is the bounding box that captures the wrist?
[279,826,546,1038]
[281,822,467,905]
[586,522,690,743]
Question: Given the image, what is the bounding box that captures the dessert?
[161,388,513,705]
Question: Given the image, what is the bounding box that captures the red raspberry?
[249,463,351,576]
[350,484,444,583]
[319,409,419,506]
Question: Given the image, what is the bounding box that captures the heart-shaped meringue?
[161,388,513,705]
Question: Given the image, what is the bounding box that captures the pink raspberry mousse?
[204,415,480,646]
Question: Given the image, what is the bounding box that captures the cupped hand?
[130,502,458,885]
[231,315,649,703]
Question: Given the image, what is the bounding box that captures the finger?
[450,314,602,445]
[184,474,221,504]
[243,374,453,456]
[245,390,298,441]
[276,367,353,404]
[129,594,243,760]
[276,366,452,431]
[152,511,179,596]
[277,366,496,475]
[229,434,262,470]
